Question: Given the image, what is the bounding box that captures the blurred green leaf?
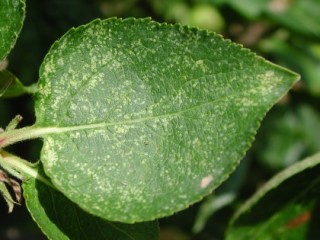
[0,0,25,61]
[219,0,267,19]
[266,0,320,39]
[193,194,236,234]
[157,0,190,23]
[23,165,159,240]
[255,104,320,170]
[0,70,37,98]
[186,4,225,32]
[227,153,320,240]
[152,1,224,31]
[217,0,320,39]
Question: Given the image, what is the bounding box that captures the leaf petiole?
[0,125,53,149]
[0,151,54,188]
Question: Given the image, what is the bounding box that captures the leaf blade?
[0,0,25,61]
[35,18,299,222]
[23,164,159,240]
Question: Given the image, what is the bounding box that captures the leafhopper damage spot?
[200,175,213,188]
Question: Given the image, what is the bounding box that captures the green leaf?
[33,18,298,222]
[23,164,159,240]
[226,153,320,240]
[209,0,267,19]
[219,0,320,39]
[0,0,25,61]
[266,0,320,39]
[255,104,320,170]
[222,0,267,19]
[0,70,37,98]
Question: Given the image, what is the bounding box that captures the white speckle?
[43,138,58,168]
[200,175,213,188]
[114,125,130,134]
[57,58,64,66]
[265,70,275,77]
[195,59,208,71]
[196,59,203,65]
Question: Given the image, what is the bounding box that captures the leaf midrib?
[1,93,230,148]
[38,92,234,136]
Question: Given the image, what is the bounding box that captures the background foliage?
[1,0,319,239]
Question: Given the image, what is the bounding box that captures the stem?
[0,151,54,188]
[0,121,110,148]
[0,126,57,148]
[24,83,38,95]
[0,109,188,148]
[0,114,155,148]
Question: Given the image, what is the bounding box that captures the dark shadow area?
[307,199,320,239]
[0,200,47,240]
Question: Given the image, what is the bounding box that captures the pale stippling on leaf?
[23,164,159,240]
[26,18,298,223]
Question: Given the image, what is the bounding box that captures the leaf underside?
[23,165,159,240]
[34,18,299,222]
[226,153,320,240]
[0,0,25,61]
